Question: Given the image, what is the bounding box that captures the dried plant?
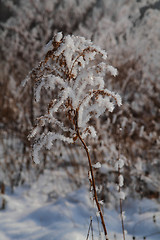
[25,32,122,239]
[1,0,159,200]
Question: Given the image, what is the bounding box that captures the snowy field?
[0,173,160,240]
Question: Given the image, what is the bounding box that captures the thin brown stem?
[86,217,92,240]
[0,182,6,210]
[75,110,109,240]
[91,217,94,240]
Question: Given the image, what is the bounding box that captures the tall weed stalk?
[24,32,122,239]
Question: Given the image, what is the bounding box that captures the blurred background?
[0,0,160,210]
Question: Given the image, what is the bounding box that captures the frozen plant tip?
[26,32,122,238]
[27,32,122,163]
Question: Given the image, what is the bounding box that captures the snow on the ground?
[0,178,160,240]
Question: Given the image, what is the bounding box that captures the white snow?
[92,162,101,169]
[107,65,118,76]
[55,32,63,42]
[0,178,160,240]
[119,190,126,200]
[119,174,124,187]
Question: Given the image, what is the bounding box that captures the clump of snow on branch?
[27,32,121,163]
[118,174,124,188]
[92,162,101,169]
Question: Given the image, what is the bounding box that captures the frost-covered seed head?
[27,33,122,163]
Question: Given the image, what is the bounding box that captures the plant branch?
[75,109,109,240]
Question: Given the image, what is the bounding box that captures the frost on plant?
[27,32,122,163]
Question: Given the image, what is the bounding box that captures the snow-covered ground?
[0,173,160,240]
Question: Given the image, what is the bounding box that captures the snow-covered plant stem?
[118,171,125,240]
[75,109,108,239]
[116,139,126,240]
[25,32,122,239]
